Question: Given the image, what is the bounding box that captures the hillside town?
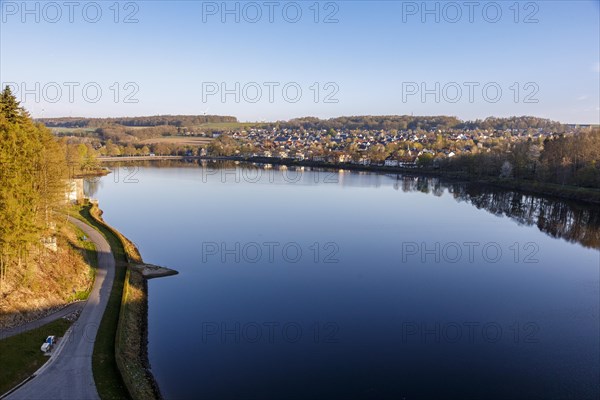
[44,115,599,191]
[211,125,567,167]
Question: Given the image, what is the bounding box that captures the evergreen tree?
[0,86,26,124]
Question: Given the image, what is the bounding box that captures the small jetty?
[129,264,179,280]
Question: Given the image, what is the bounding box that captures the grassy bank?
[89,204,160,400]
[0,318,71,395]
[71,204,131,400]
[67,225,99,302]
[74,202,160,400]
[116,269,158,399]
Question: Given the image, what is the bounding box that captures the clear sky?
[1,0,599,123]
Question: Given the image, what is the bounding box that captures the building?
[65,179,84,204]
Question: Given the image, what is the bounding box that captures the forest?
[37,115,238,128]
[0,87,69,289]
[437,131,600,188]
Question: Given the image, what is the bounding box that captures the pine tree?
[0,86,26,124]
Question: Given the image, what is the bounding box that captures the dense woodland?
[38,115,237,128]
[0,87,72,289]
[436,131,600,188]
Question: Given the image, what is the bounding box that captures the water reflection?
[85,160,599,400]
[87,160,600,249]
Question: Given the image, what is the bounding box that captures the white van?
[41,336,56,353]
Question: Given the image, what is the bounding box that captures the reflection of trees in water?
[92,161,600,249]
[535,198,600,249]
[396,175,600,249]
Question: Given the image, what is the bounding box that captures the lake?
[86,161,600,400]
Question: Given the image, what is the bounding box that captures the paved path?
[5,217,115,400]
[0,302,85,341]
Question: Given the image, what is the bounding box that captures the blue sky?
[1,0,599,123]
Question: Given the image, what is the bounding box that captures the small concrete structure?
[130,263,179,279]
[41,237,57,252]
[65,179,84,204]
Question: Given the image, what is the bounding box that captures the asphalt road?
[0,302,85,341]
[6,217,115,400]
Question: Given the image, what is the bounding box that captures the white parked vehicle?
[41,336,56,353]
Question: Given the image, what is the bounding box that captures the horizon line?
[32,113,600,127]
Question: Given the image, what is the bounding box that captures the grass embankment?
[67,226,98,302]
[0,318,71,395]
[70,204,130,400]
[115,268,158,400]
[73,202,160,400]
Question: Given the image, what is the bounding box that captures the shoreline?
[86,202,177,400]
[235,157,600,204]
[99,155,600,204]
[73,167,111,179]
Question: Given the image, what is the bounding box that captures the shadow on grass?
[0,318,71,395]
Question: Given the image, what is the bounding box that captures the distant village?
[197,125,573,168]
[46,116,597,186]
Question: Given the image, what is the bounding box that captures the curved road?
[6,217,115,400]
[0,302,85,341]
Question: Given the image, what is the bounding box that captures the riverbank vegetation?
[435,130,600,189]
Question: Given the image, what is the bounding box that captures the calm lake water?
[87,161,599,400]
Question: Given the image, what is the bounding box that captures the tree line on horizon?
[38,114,574,133]
[37,115,238,129]
[274,115,570,132]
